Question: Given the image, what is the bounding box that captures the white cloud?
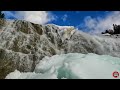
[3,11,57,25]
[83,11,120,34]
[3,11,16,18]
[57,26,74,30]
[62,14,68,22]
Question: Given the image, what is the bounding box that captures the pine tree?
[0,11,5,18]
[0,11,5,29]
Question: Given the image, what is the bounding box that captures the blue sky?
[51,11,107,25]
[3,11,120,34]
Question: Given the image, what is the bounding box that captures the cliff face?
[0,19,120,79]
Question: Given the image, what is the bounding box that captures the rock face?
[0,19,120,79]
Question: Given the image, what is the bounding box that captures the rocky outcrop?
[101,24,120,35]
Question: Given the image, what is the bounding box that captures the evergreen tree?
[0,11,5,18]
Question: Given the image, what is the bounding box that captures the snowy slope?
[6,53,120,79]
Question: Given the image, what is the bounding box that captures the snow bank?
[6,53,120,79]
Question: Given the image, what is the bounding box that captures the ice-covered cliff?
[0,19,120,79]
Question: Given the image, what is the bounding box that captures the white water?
[6,53,120,79]
[1,19,120,78]
[1,20,120,58]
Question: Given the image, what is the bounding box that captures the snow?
[6,53,120,79]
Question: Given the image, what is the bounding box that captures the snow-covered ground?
[6,53,120,79]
